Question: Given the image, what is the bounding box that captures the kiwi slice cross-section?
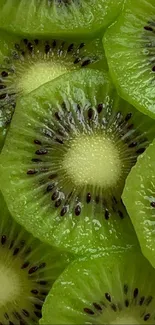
[0,0,124,39]
[104,0,155,119]
[41,249,155,324]
[0,191,72,324]
[123,138,155,269]
[1,69,155,255]
[0,31,104,149]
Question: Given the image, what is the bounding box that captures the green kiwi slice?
[1,68,155,255]
[123,139,155,269]
[41,249,155,324]
[0,31,105,149]
[104,0,155,119]
[0,0,124,39]
[0,191,72,324]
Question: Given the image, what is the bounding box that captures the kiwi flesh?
[104,0,155,119]
[123,138,155,269]
[0,30,105,149]
[0,0,124,39]
[41,248,155,324]
[1,68,155,255]
[0,191,72,324]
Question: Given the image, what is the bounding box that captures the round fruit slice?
[0,30,105,150]
[104,0,155,119]
[1,69,155,255]
[0,191,72,324]
[41,249,155,324]
[0,0,124,39]
[123,138,155,269]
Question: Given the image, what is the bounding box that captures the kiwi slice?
[0,191,72,324]
[104,0,155,119]
[0,0,124,39]
[41,248,155,324]
[123,138,155,269]
[0,31,105,149]
[1,68,155,255]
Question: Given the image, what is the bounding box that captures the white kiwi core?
[63,134,121,188]
[110,315,140,324]
[0,261,21,305]
[17,62,68,94]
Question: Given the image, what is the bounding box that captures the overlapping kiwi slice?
[0,30,104,149]
[104,0,155,119]
[1,68,155,255]
[0,191,72,324]
[123,139,155,269]
[0,0,124,39]
[41,248,155,324]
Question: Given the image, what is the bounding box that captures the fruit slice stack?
[0,0,155,324]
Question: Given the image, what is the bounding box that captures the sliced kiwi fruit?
[0,191,72,324]
[0,0,124,39]
[0,30,105,149]
[104,0,155,119]
[41,248,155,324]
[1,68,155,255]
[123,138,155,269]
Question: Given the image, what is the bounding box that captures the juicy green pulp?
[0,0,123,38]
[104,0,155,119]
[123,138,155,269]
[1,69,155,256]
[41,249,155,324]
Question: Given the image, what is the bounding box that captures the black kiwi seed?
[31,289,38,294]
[125,299,129,307]
[144,26,153,31]
[151,201,155,208]
[93,303,102,311]
[21,261,30,269]
[22,309,29,317]
[81,59,91,67]
[145,296,153,306]
[1,71,8,77]
[34,139,42,145]
[84,308,95,315]
[97,103,103,113]
[60,206,67,217]
[13,247,20,256]
[111,303,117,312]
[55,199,62,208]
[104,209,110,220]
[51,191,59,201]
[28,265,39,274]
[34,311,42,318]
[88,108,93,119]
[1,235,6,245]
[86,193,91,203]
[105,293,111,302]
[39,280,47,285]
[47,184,55,192]
[133,288,139,298]
[124,284,128,295]
[74,57,81,64]
[27,169,38,175]
[75,205,81,216]
[144,314,150,321]
[125,113,132,122]
[35,148,48,155]
[34,304,42,310]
